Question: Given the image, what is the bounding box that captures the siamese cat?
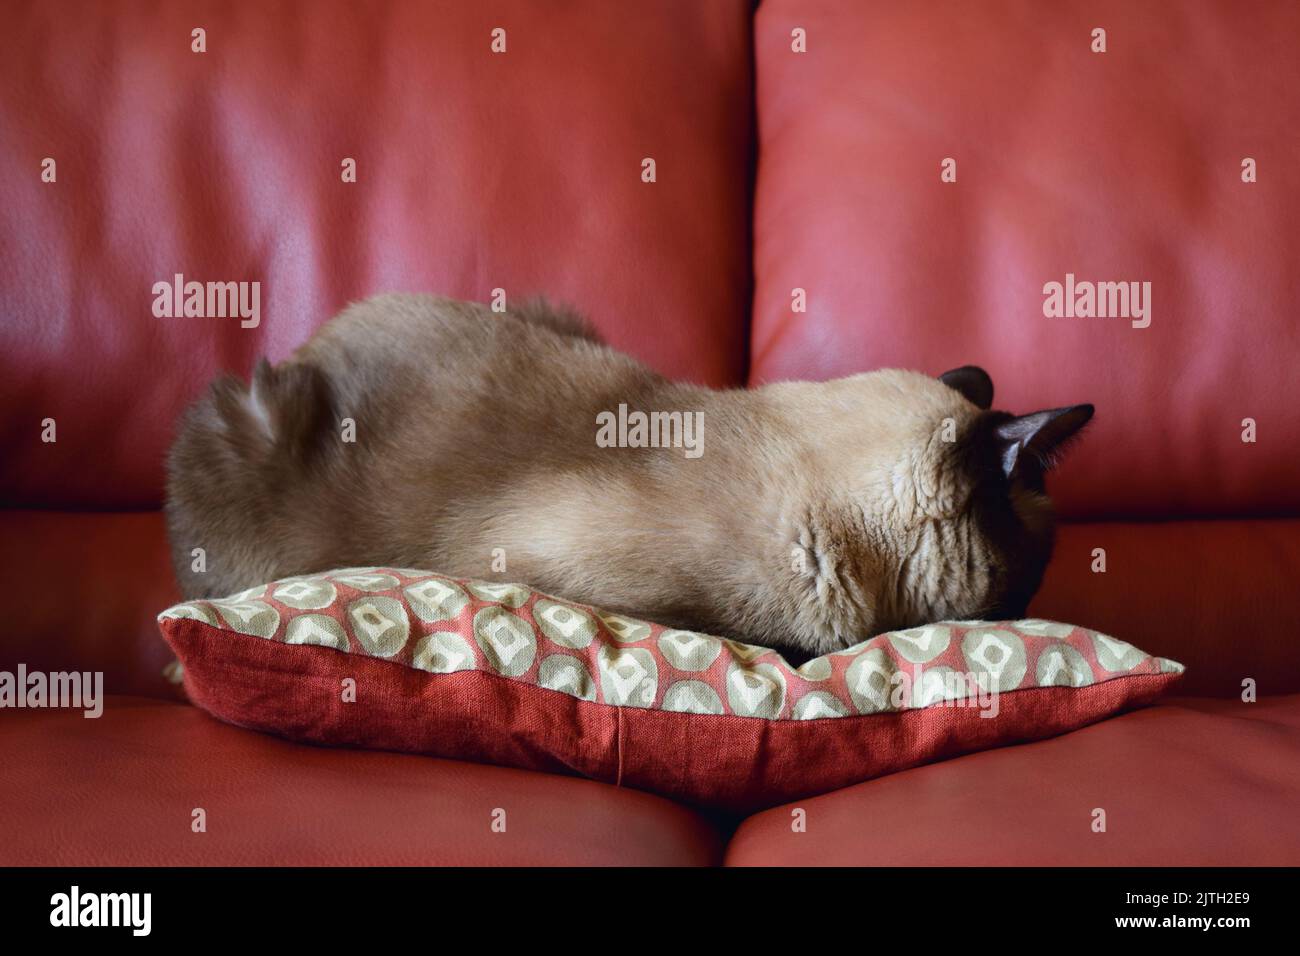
[166,293,1092,657]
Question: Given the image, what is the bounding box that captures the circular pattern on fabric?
[284,614,349,650]
[842,650,904,712]
[156,574,1184,725]
[273,578,338,610]
[404,577,470,623]
[887,625,952,664]
[724,639,770,664]
[1090,632,1147,673]
[472,606,537,676]
[661,680,724,715]
[212,600,280,638]
[537,655,597,701]
[158,603,218,626]
[331,571,400,592]
[534,600,598,649]
[1014,619,1077,639]
[411,631,477,674]
[657,630,723,671]
[1036,644,1095,687]
[346,596,410,657]
[795,656,833,681]
[793,690,849,720]
[832,641,875,659]
[599,613,652,644]
[725,662,787,718]
[156,572,1185,727]
[597,646,659,706]
[466,581,530,608]
[908,664,971,706]
[845,648,899,714]
[961,628,1028,692]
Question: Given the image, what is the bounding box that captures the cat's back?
[291,292,654,419]
[297,293,504,368]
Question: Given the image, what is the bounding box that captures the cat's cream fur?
[166,293,1091,656]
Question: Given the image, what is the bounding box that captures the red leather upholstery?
[0,0,754,509]
[1033,521,1300,697]
[725,695,1300,866]
[751,0,1300,519]
[2,0,1297,867]
[0,696,723,866]
[0,511,182,700]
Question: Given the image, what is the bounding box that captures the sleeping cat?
[165,293,1092,657]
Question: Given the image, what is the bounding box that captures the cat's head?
[777,366,1091,654]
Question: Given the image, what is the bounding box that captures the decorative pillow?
[158,568,1184,813]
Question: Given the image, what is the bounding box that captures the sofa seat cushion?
[724,695,1300,866]
[0,695,723,866]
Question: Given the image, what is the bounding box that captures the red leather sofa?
[2,1,1297,866]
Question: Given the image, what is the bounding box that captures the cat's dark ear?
[939,365,994,409]
[995,405,1094,477]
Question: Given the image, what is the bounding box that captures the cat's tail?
[223,358,334,463]
[164,359,334,598]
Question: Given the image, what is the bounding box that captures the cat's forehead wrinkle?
[783,500,877,650]
[879,423,976,526]
[890,514,991,626]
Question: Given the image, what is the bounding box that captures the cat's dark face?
[958,419,1065,623]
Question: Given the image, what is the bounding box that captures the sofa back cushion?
[0,0,755,509]
[750,0,1300,518]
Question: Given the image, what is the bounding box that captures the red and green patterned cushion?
[159,567,1184,812]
